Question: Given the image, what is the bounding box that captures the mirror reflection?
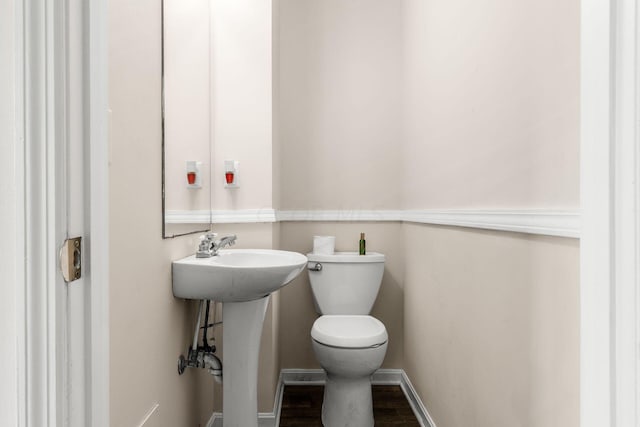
[162,0,212,238]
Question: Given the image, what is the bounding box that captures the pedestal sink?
[172,249,307,427]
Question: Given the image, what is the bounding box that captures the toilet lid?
[311,315,388,348]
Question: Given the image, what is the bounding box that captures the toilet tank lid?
[312,315,388,348]
[306,251,385,263]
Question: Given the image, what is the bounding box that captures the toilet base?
[321,374,374,427]
[311,323,387,427]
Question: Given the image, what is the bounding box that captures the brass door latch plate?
[60,237,82,282]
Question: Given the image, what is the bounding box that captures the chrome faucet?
[196,233,237,258]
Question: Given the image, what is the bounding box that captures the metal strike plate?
[60,237,82,282]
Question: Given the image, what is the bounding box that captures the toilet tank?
[307,252,385,315]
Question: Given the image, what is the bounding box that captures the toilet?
[307,251,388,427]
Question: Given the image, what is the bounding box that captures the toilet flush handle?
[308,262,323,272]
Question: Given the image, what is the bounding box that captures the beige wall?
[278,0,403,210]
[404,224,579,427]
[109,0,207,424]
[400,0,581,425]
[272,0,282,210]
[402,0,580,209]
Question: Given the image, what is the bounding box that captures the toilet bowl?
[307,252,388,427]
[312,315,388,427]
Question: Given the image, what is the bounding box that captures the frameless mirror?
[162,0,212,238]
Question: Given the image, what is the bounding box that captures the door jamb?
[580,0,639,426]
[87,0,110,425]
[15,0,110,425]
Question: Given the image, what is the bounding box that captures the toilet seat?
[311,315,388,349]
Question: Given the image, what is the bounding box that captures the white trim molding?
[165,210,215,224]
[400,209,579,238]
[1,1,23,426]
[207,369,435,427]
[581,0,640,425]
[19,0,69,424]
[610,1,640,425]
[276,209,404,222]
[165,209,277,224]
[88,0,110,423]
[136,403,159,427]
[168,208,580,238]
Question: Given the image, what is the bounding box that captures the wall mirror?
[161,0,213,238]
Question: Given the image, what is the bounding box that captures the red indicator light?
[187,172,196,184]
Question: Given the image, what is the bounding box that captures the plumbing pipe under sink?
[178,299,223,383]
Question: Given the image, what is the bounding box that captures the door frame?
[86,0,110,425]
[11,0,109,425]
[15,0,70,424]
[580,0,639,426]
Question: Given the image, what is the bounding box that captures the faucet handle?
[198,234,211,248]
[196,233,217,258]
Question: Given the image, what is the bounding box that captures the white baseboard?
[206,375,283,427]
[399,371,437,427]
[208,415,275,427]
[279,368,435,426]
[280,368,326,385]
[207,369,436,427]
[137,403,159,427]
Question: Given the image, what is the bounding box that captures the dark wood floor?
[278,385,421,426]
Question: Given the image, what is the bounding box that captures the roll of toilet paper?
[313,236,335,255]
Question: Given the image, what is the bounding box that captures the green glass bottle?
[359,232,366,255]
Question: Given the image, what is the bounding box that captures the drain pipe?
[192,300,204,351]
[204,353,223,384]
[178,299,223,379]
[202,300,211,348]
[203,301,222,383]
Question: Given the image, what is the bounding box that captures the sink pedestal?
[222,295,270,427]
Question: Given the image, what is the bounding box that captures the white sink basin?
[172,249,307,302]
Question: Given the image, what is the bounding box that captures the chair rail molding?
[402,209,579,237]
[166,208,580,238]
